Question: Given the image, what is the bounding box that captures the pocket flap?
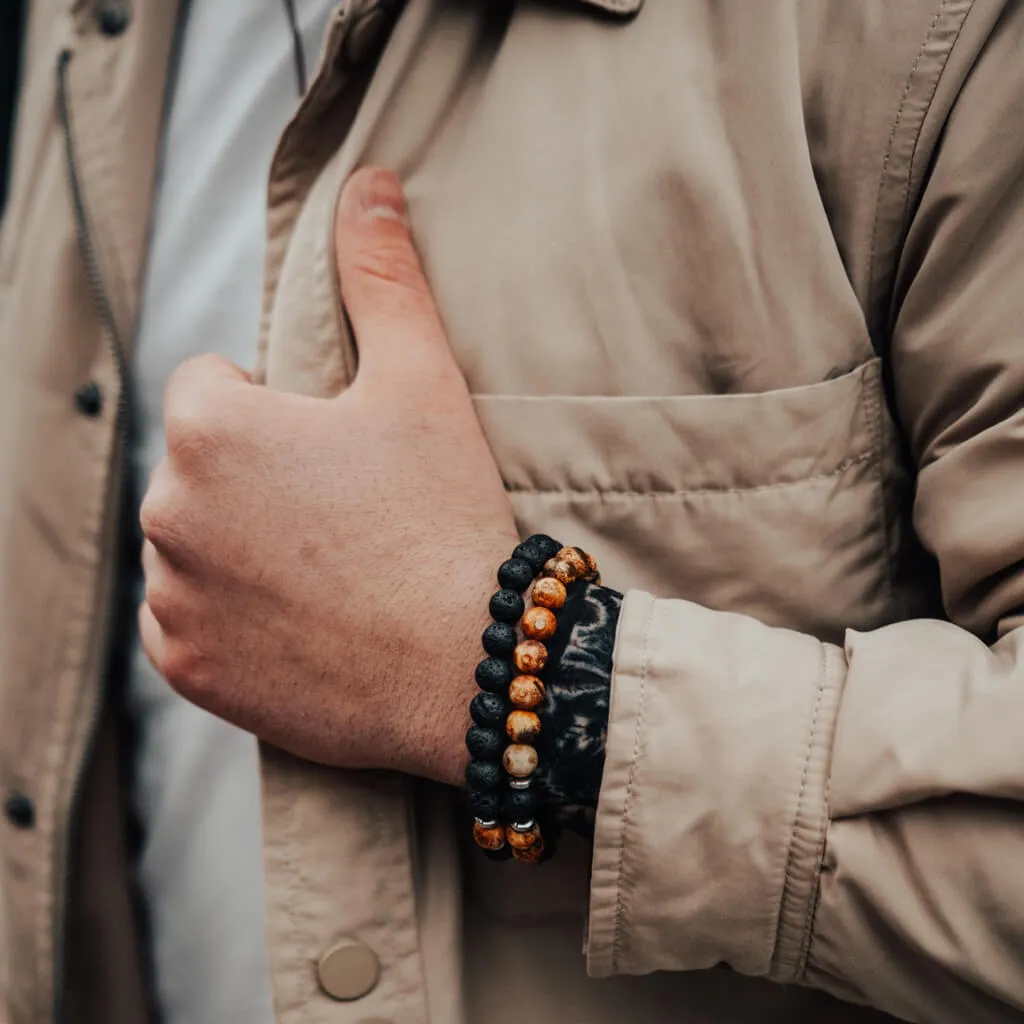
[472,360,881,496]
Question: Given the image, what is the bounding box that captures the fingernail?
[340,166,409,224]
[362,204,407,223]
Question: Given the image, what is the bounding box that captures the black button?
[97,1,131,37]
[4,792,35,829]
[74,381,104,417]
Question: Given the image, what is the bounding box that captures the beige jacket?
[3,2,1024,1023]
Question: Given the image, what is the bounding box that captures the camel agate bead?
[556,546,590,579]
[508,675,546,710]
[522,606,557,641]
[513,640,548,675]
[506,710,541,744]
[506,822,542,850]
[531,576,567,611]
[511,834,546,864]
[473,820,507,851]
[541,557,578,586]
[503,743,539,779]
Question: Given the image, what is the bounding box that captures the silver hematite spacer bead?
[509,778,532,790]
[475,818,500,829]
[510,819,536,832]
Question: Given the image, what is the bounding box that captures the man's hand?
[138,167,520,787]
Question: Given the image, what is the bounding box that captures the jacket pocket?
[472,358,902,644]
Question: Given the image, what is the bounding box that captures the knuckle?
[169,353,231,389]
[139,470,183,552]
[138,493,159,540]
[141,515,190,565]
[139,500,168,552]
[160,641,211,701]
[165,405,222,466]
[143,582,178,629]
[139,476,166,532]
[164,358,243,467]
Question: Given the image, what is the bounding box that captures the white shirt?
[126,2,335,1020]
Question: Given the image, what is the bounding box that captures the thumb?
[334,166,461,393]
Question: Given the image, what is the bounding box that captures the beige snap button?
[318,940,381,1001]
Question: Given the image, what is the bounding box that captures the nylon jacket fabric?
[2,2,1024,1023]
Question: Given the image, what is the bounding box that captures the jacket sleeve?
[586,12,1024,1024]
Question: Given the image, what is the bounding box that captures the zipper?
[280,0,309,95]
[56,49,132,425]
[52,47,134,1024]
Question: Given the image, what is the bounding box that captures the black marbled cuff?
[535,580,622,837]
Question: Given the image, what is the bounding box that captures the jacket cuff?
[586,590,844,980]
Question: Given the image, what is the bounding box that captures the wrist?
[388,537,623,841]
[458,534,622,864]
[386,532,517,787]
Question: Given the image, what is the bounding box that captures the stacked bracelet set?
[466,534,599,864]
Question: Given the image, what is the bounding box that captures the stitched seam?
[866,0,948,331]
[896,0,976,236]
[865,371,897,606]
[771,641,828,980]
[505,449,875,498]
[609,598,654,974]
[797,769,833,980]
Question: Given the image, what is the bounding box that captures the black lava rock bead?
[489,588,525,624]
[465,760,503,792]
[497,557,536,593]
[513,534,562,572]
[504,787,538,822]
[482,621,517,659]
[474,657,513,693]
[466,726,505,761]
[468,789,501,820]
[470,692,508,728]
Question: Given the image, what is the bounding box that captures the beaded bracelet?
[466,534,599,864]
